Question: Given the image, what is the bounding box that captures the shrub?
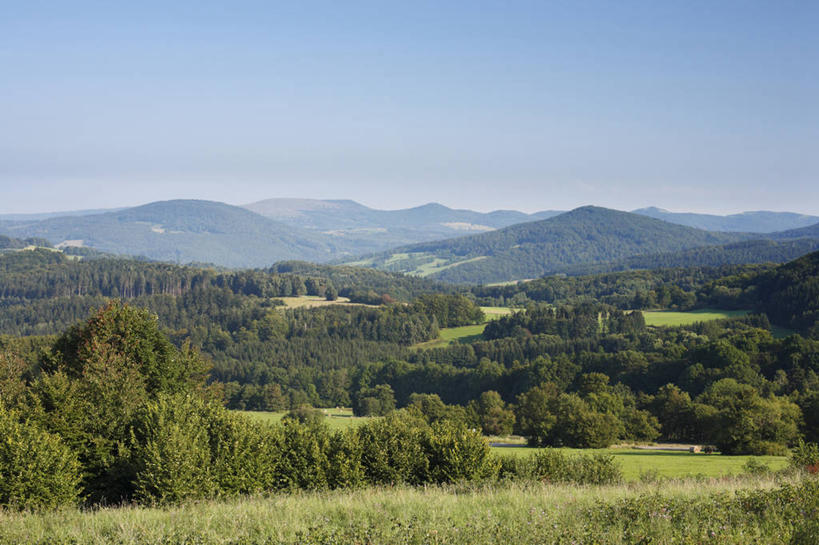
[358,412,429,485]
[0,407,82,510]
[514,449,622,485]
[206,408,280,496]
[790,440,819,473]
[326,428,366,489]
[421,421,499,483]
[131,394,216,505]
[270,419,330,491]
[742,457,771,475]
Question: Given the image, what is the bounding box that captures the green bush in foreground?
[0,407,82,511]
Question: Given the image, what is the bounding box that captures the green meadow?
[491,446,788,481]
[642,308,749,327]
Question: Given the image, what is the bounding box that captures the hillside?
[243,198,562,251]
[350,206,752,284]
[0,200,361,268]
[752,250,819,335]
[633,207,819,233]
[555,238,819,276]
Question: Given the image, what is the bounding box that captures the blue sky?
[1,1,817,214]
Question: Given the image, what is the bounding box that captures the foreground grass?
[642,308,750,327]
[1,475,814,544]
[493,447,788,481]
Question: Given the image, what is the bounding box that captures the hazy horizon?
[3,1,817,215]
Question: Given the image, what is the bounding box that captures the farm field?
[240,408,370,431]
[492,446,788,481]
[276,295,373,309]
[1,475,813,544]
[642,308,749,327]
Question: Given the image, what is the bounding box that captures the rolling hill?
[347,206,767,283]
[243,198,562,250]
[632,207,819,233]
[0,200,357,268]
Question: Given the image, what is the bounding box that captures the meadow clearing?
[641,308,749,326]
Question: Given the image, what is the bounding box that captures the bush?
[270,419,330,491]
[358,413,429,485]
[0,407,82,510]
[500,449,622,485]
[790,440,819,473]
[206,408,280,496]
[421,421,499,483]
[131,394,216,505]
[742,457,771,475]
[326,428,366,489]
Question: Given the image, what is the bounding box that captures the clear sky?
[1,1,817,214]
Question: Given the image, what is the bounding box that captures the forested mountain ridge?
[350,206,759,283]
[0,200,358,268]
[633,207,819,233]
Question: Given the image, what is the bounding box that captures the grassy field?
[413,307,516,349]
[492,446,788,481]
[276,295,375,309]
[239,408,370,431]
[480,306,515,319]
[1,475,813,544]
[642,308,750,327]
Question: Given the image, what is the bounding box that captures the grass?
[413,324,487,349]
[642,308,750,327]
[0,474,812,544]
[413,307,517,349]
[480,306,515,319]
[491,446,788,481]
[276,295,375,309]
[239,408,370,431]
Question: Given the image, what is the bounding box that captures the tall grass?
[1,474,815,544]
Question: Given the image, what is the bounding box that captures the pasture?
[492,446,788,481]
[276,295,373,309]
[642,308,749,327]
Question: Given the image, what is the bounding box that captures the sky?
[1,1,818,215]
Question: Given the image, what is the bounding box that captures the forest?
[1,249,818,458]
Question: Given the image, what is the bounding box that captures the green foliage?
[498,448,622,485]
[357,413,429,485]
[131,394,216,505]
[49,301,209,394]
[205,408,280,496]
[790,440,819,472]
[269,418,331,491]
[696,379,802,454]
[421,421,499,483]
[353,383,396,416]
[0,407,82,511]
[412,294,485,327]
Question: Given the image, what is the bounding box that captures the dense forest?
[1,248,819,461]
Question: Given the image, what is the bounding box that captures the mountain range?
[1,199,818,282]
